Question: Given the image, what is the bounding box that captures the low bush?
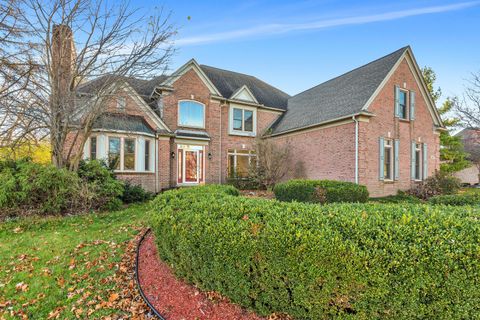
[0,159,130,216]
[273,179,369,204]
[407,171,461,200]
[227,177,261,190]
[370,191,423,204]
[0,159,81,214]
[429,193,480,206]
[150,186,480,319]
[121,181,154,204]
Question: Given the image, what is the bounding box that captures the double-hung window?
[108,137,121,170]
[145,140,150,171]
[230,106,256,136]
[384,140,393,180]
[108,136,137,171]
[414,143,422,180]
[398,90,408,119]
[90,136,97,160]
[379,137,399,181]
[227,149,256,178]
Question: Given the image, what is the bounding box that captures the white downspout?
[155,134,158,193]
[352,116,359,184]
[219,102,223,183]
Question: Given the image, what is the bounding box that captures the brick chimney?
[51,24,76,92]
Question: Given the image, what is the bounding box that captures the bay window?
[108,137,121,170]
[123,138,135,170]
[90,136,97,160]
[145,140,150,171]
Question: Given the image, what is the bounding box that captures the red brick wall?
[358,57,440,197]
[160,68,283,186]
[272,122,356,182]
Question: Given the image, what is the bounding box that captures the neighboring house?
[71,46,444,197]
[454,128,480,185]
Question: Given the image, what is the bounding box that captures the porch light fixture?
[208,152,212,160]
[171,151,175,159]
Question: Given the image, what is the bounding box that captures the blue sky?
[142,0,479,100]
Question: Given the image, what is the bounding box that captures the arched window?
[178,100,205,128]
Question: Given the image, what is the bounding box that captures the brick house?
[76,46,444,197]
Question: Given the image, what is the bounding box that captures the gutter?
[352,116,359,184]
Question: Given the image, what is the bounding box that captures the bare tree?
[455,71,480,128]
[0,0,40,152]
[248,138,295,189]
[1,0,176,169]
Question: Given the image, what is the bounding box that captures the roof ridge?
[289,46,410,100]
[200,64,257,79]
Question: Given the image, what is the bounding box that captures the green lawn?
[0,203,151,319]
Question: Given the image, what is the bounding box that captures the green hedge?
[429,193,480,206]
[273,179,369,203]
[150,186,480,319]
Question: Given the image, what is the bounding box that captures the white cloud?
[177,1,479,46]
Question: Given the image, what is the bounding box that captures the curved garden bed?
[137,230,268,320]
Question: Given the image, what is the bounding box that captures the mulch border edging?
[134,228,166,320]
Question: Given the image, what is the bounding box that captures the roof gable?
[199,65,290,110]
[230,85,258,103]
[161,59,221,96]
[270,46,442,135]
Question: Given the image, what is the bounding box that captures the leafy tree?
[421,67,469,173]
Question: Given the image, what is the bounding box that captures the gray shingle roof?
[270,46,409,135]
[78,75,167,98]
[199,65,290,110]
[92,113,155,134]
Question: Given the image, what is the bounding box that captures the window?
[90,137,97,160]
[415,143,422,180]
[227,149,256,178]
[117,97,126,111]
[178,101,205,128]
[108,137,121,170]
[123,138,135,170]
[398,90,408,119]
[230,106,256,135]
[384,140,393,180]
[145,140,150,171]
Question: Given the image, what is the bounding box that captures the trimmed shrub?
[371,191,423,204]
[227,177,261,190]
[429,193,480,206]
[407,172,461,200]
[121,181,153,204]
[150,186,480,319]
[273,179,369,204]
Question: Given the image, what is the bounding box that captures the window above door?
[178,100,205,128]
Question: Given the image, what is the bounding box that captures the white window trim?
[177,144,205,185]
[384,140,394,181]
[104,134,155,173]
[227,149,256,178]
[398,89,409,120]
[229,104,257,137]
[177,99,206,129]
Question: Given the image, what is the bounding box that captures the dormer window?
[229,105,256,136]
[117,97,126,111]
[178,100,205,128]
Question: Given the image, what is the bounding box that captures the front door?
[184,150,199,183]
[178,145,204,185]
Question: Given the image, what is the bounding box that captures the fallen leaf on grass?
[15,282,28,292]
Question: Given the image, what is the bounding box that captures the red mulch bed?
[137,232,265,320]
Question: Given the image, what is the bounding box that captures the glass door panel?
[184,150,198,183]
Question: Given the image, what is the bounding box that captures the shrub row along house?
[68,44,444,197]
